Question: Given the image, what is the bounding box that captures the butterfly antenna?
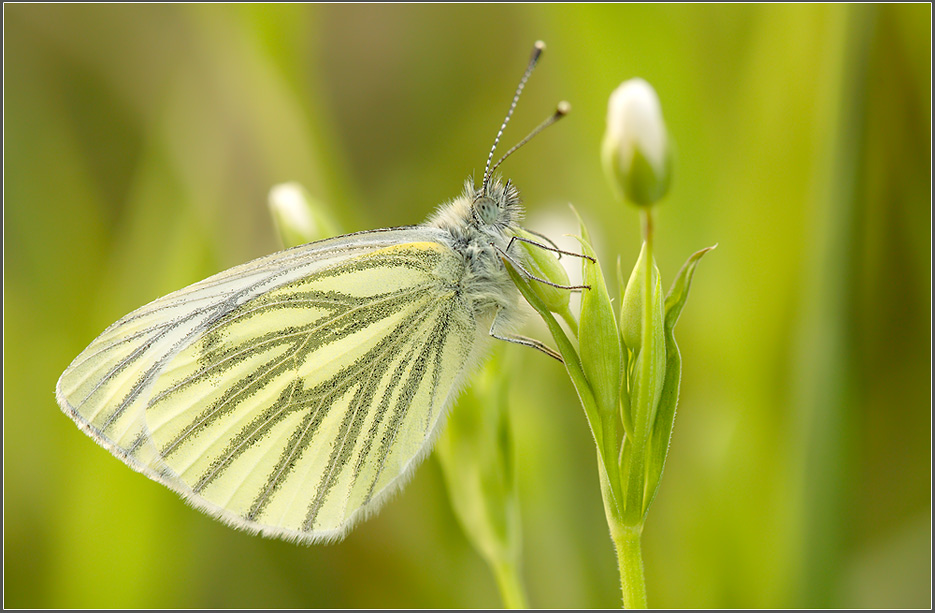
[482,41,546,195]
[487,101,570,180]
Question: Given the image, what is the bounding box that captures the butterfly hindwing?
[57,229,479,542]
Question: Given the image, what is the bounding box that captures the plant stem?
[491,557,530,609]
[641,209,654,328]
[612,524,648,609]
[607,206,654,608]
[641,207,653,244]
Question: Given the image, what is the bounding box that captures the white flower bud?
[602,78,672,206]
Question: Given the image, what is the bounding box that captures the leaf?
[575,235,622,419]
[642,245,716,518]
[503,258,624,516]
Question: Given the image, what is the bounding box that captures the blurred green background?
[4,4,930,608]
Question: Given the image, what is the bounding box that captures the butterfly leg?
[489,308,563,362]
[506,234,596,262]
[518,229,562,257]
[494,245,590,291]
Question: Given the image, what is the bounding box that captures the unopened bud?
[602,78,672,206]
[514,229,571,314]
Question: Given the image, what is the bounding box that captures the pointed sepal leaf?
[642,245,715,517]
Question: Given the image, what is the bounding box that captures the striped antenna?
[486,101,570,181]
[482,41,546,194]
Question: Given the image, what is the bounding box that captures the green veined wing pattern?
[57,234,478,542]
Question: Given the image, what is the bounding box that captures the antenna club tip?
[534,40,546,51]
[556,101,571,116]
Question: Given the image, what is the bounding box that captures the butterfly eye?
[473,196,499,224]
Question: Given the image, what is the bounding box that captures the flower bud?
[620,242,664,353]
[513,228,571,314]
[268,182,338,248]
[601,78,672,206]
[620,242,666,444]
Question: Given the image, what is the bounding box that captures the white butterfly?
[56,42,573,544]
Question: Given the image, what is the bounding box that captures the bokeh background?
[4,4,930,608]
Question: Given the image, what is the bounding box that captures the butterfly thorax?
[425,177,524,318]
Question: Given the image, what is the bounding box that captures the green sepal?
[641,245,715,518]
[503,258,625,518]
[616,257,632,436]
[575,235,622,419]
[601,131,674,207]
[625,144,673,207]
[621,243,666,446]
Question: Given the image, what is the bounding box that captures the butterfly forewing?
[57,230,479,542]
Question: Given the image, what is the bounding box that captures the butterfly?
[55,41,577,544]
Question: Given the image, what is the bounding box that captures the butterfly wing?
[56,227,482,542]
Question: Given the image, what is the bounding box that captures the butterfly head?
[471,176,522,230]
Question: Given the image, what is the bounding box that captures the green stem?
[610,207,654,606]
[612,524,648,609]
[491,558,530,609]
